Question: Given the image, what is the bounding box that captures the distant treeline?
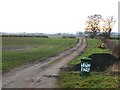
[63,36,76,38]
[2,35,49,38]
[2,35,76,38]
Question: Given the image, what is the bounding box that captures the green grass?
[59,38,119,88]
[69,38,110,65]
[59,72,119,88]
[0,37,2,69]
[2,37,77,72]
[0,51,1,70]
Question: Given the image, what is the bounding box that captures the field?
[59,38,119,88]
[2,37,77,73]
[0,37,1,69]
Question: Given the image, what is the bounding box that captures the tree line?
[85,14,116,38]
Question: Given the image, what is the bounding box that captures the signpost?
[80,57,92,76]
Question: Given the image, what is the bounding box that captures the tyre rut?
[2,37,87,88]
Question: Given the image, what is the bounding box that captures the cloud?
[0,0,118,33]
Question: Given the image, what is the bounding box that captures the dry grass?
[99,37,120,59]
[106,61,120,76]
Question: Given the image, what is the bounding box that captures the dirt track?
[2,37,87,88]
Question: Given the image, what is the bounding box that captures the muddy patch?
[88,53,118,71]
[63,53,118,72]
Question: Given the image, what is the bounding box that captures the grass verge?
[59,38,119,88]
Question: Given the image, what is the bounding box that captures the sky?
[0,0,119,34]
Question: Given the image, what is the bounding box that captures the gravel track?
[2,37,87,88]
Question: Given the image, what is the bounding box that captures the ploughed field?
[2,37,77,73]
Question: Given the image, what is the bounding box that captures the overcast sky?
[0,0,119,34]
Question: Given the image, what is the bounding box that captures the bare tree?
[103,16,116,38]
[85,14,102,38]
